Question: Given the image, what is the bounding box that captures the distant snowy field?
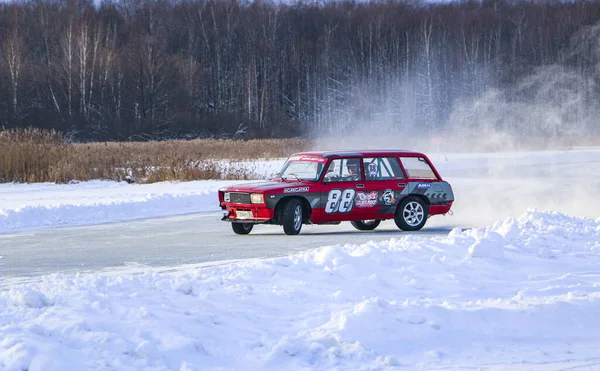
[2,149,600,370]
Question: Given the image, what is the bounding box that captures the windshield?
[275,156,327,181]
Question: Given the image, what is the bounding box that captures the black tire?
[394,196,429,231]
[232,222,253,235]
[350,220,381,231]
[281,199,303,235]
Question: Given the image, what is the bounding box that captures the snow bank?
[2,211,600,370]
[466,230,506,258]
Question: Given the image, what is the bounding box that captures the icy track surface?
[2,211,600,370]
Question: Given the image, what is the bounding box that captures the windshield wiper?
[287,173,301,181]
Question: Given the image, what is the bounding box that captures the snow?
[0,180,243,234]
[0,158,284,234]
[467,229,505,258]
[1,210,600,370]
[2,149,600,369]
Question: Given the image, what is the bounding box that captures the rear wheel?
[394,196,428,231]
[232,222,253,235]
[281,199,303,235]
[350,220,381,231]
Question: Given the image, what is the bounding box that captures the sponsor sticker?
[428,192,447,200]
[417,183,432,189]
[288,156,327,163]
[379,189,396,206]
[355,191,378,208]
[367,163,378,177]
[284,187,309,193]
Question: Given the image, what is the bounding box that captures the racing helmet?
[346,158,360,174]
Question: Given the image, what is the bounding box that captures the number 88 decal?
[325,189,356,214]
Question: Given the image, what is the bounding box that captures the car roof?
[292,150,426,158]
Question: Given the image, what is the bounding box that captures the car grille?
[229,192,251,204]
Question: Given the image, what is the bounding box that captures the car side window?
[363,157,405,180]
[323,158,362,182]
[399,156,438,179]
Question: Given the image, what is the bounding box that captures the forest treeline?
[1,0,600,141]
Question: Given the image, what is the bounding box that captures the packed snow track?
[0,213,457,280]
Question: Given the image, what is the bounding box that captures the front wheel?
[281,199,303,235]
[394,196,428,231]
[350,220,381,231]
[232,222,253,235]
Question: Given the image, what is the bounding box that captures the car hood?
[224,180,314,193]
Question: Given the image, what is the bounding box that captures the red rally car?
[219,150,454,235]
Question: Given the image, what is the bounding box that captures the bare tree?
[2,6,25,115]
[2,0,600,140]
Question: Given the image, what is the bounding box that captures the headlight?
[250,193,264,204]
[224,192,230,202]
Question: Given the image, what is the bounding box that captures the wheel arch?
[395,194,430,213]
[274,196,312,224]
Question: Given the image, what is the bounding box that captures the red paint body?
[219,150,454,227]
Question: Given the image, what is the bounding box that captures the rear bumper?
[220,203,275,223]
[429,201,453,216]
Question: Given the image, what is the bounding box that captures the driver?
[346,158,361,181]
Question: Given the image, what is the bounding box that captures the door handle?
[398,183,406,187]
[356,184,365,189]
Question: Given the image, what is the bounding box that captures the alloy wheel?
[403,201,424,227]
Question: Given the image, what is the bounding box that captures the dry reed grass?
[0,129,312,183]
[4,128,597,184]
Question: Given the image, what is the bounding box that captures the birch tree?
[3,8,25,116]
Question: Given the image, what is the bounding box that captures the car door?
[359,156,407,219]
[318,157,368,222]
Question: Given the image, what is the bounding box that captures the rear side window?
[399,157,438,179]
[362,157,404,180]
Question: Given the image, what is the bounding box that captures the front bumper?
[220,203,275,223]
